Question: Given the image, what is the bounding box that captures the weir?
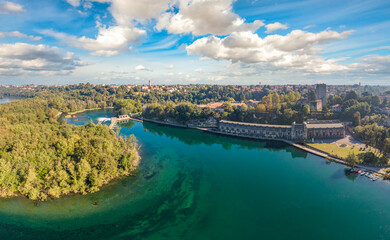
[108,114,142,129]
[109,115,132,129]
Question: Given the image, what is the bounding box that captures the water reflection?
[343,168,359,181]
[0,97,23,105]
[141,121,307,160]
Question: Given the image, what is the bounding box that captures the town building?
[246,100,261,108]
[309,100,322,111]
[330,104,342,112]
[306,120,345,139]
[141,86,149,92]
[218,119,345,141]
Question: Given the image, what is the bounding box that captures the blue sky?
[0,0,389,85]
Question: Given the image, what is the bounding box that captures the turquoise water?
[0,97,23,104]
[63,109,114,126]
[0,110,390,239]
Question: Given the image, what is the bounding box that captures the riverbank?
[64,107,114,118]
[142,118,383,175]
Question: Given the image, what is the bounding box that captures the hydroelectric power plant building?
[218,120,345,141]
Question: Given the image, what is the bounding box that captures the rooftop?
[306,123,344,129]
[220,120,292,129]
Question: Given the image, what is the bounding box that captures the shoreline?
[141,118,383,175]
[64,107,114,118]
[0,108,140,202]
[0,144,141,202]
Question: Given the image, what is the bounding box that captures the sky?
[0,0,389,85]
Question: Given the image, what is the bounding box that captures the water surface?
[0,110,390,239]
[0,97,23,105]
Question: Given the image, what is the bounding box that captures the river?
[0,109,390,239]
[0,97,23,105]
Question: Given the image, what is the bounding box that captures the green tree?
[303,105,310,115]
[353,111,361,126]
[255,104,266,113]
[371,95,381,106]
[308,90,317,101]
[345,152,360,168]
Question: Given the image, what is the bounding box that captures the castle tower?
[315,84,327,108]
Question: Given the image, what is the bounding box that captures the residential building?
[330,104,342,112]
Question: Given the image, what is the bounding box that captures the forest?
[0,96,139,201]
[143,91,308,125]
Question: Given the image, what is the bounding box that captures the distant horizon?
[1,83,390,87]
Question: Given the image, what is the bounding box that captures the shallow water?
[0,110,390,239]
[0,97,23,105]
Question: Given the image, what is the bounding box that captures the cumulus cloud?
[110,0,174,25]
[156,0,264,36]
[350,55,390,74]
[135,65,152,71]
[265,22,288,33]
[165,64,174,69]
[0,1,24,14]
[0,31,41,41]
[57,0,156,56]
[186,30,354,73]
[41,26,146,56]
[57,0,265,57]
[0,43,84,76]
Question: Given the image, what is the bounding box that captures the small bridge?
[108,113,142,130]
[109,115,132,129]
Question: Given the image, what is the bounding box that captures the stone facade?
[218,120,345,141]
[309,100,322,111]
[315,84,327,108]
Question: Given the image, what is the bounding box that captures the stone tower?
[315,84,327,108]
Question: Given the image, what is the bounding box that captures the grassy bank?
[308,142,381,159]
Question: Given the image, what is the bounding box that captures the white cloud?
[371,46,390,51]
[265,29,354,51]
[55,0,155,56]
[135,65,152,71]
[89,0,111,2]
[0,31,41,41]
[186,29,354,73]
[304,24,316,30]
[65,0,111,8]
[265,22,288,33]
[41,26,146,56]
[350,55,390,74]
[165,64,174,69]
[0,1,24,14]
[156,0,264,36]
[0,43,84,76]
[110,0,174,25]
[65,0,81,7]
